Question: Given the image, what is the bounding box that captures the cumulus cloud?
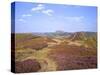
[22,14,32,17]
[31,4,45,11]
[18,19,25,22]
[63,16,85,26]
[42,9,54,16]
[18,4,55,23]
[65,16,84,22]
[31,4,54,16]
[38,4,44,7]
[54,16,86,32]
[54,16,85,30]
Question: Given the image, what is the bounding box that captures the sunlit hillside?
[14,32,97,73]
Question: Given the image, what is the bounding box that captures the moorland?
[14,31,97,73]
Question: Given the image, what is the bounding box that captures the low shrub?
[15,59,41,73]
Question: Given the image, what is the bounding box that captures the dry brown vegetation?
[48,45,97,70]
[15,59,41,73]
[14,33,97,73]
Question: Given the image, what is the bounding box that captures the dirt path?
[20,37,84,71]
[52,38,82,47]
[24,47,58,72]
[38,58,57,72]
[68,41,82,46]
[52,39,63,45]
[17,38,84,71]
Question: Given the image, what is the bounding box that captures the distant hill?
[32,31,71,37]
[69,32,97,41]
[32,31,97,40]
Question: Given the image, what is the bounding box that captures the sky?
[13,2,97,33]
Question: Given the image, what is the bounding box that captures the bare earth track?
[15,33,97,72]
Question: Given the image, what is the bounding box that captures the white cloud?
[54,16,86,32]
[31,4,45,11]
[22,14,32,17]
[63,16,85,26]
[65,16,84,22]
[55,16,85,29]
[38,4,43,7]
[42,9,54,16]
[31,4,54,16]
[18,19,25,22]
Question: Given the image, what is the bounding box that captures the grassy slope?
[15,33,97,72]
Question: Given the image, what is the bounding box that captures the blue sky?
[14,2,97,33]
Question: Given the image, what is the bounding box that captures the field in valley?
[14,31,97,73]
